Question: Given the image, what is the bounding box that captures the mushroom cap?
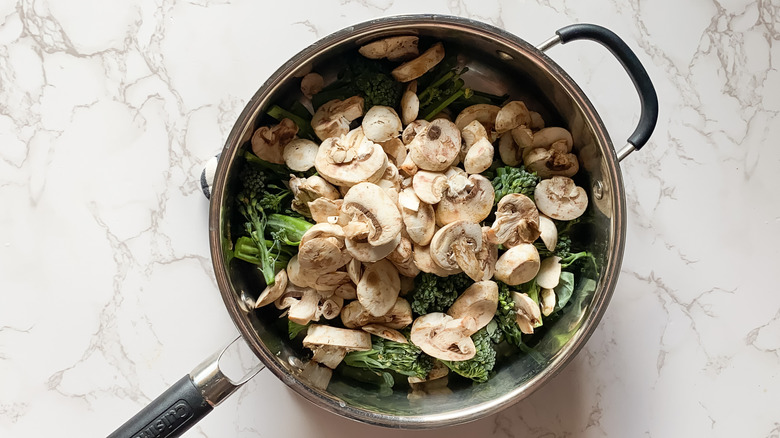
[290,174,341,217]
[299,360,332,390]
[255,270,289,308]
[430,220,484,281]
[402,119,429,145]
[359,36,419,61]
[495,101,531,133]
[463,137,494,174]
[345,233,401,263]
[538,214,558,251]
[460,119,489,155]
[494,243,541,286]
[498,132,522,166]
[361,324,408,343]
[341,297,413,329]
[297,224,350,274]
[534,176,588,220]
[283,138,319,172]
[303,324,372,351]
[529,111,545,130]
[510,125,534,149]
[400,191,436,246]
[536,256,562,289]
[436,174,495,226]
[531,127,573,151]
[412,242,462,276]
[401,89,420,126]
[447,280,499,335]
[477,226,499,281]
[251,118,298,164]
[308,198,346,225]
[281,286,320,325]
[362,105,403,143]
[540,288,556,317]
[391,42,445,82]
[300,72,324,99]
[341,182,402,247]
[454,104,500,133]
[408,118,461,171]
[357,259,401,317]
[512,292,542,334]
[311,97,365,141]
[412,170,447,204]
[286,255,316,288]
[487,193,541,245]
[316,295,345,320]
[410,313,477,361]
[380,138,407,167]
[334,282,358,300]
[386,236,421,278]
[315,127,388,187]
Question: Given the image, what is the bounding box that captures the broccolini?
[491,166,540,203]
[343,336,435,381]
[442,326,497,383]
[408,272,474,315]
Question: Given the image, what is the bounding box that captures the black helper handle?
[556,24,658,151]
[107,375,212,438]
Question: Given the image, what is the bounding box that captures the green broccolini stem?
[422,88,473,121]
[266,104,315,140]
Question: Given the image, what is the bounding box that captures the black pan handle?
[547,24,658,158]
[108,338,264,438]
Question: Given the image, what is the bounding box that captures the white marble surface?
[1,0,778,436]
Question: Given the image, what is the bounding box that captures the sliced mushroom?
[536,256,562,289]
[486,193,540,246]
[391,42,445,82]
[454,104,500,133]
[413,243,462,276]
[334,282,358,300]
[297,223,350,274]
[524,144,580,179]
[300,72,324,99]
[311,96,365,141]
[398,153,419,177]
[529,111,545,130]
[477,226,498,281]
[530,127,573,151]
[316,295,344,320]
[255,270,289,308]
[362,105,403,143]
[341,297,413,329]
[357,259,401,317]
[410,313,476,361]
[283,138,319,172]
[460,120,489,160]
[303,324,372,368]
[538,214,558,251]
[380,138,407,167]
[251,119,298,164]
[400,190,436,246]
[313,271,351,296]
[498,132,522,166]
[407,118,461,171]
[512,292,542,334]
[298,360,332,390]
[341,182,403,247]
[387,236,421,277]
[359,36,419,61]
[315,127,388,187]
[494,243,541,286]
[412,170,447,204]
[402,119,429,145]
[534,176,588,220]
[345,233,401,263]
[347,258,362,285]
[447,280,498,335]
[401,88,419,126]
[362,324,408,343]
[279,286,320,325]
[463,137,494,174]
[436,174,494,226]
[309,198,346,225]
[429,221,483,281]
[289,175,341,217]
[510,125,534,150]
[540,288,556,317]
[495,101,531,134]
[287,255,316,288]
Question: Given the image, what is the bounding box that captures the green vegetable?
[312,56,402,110]
[266,104,315,141]
[536,234,572,259]
[417,66,472,120]
[552,271,575,312]
[267,214,313,246]
[494,281,524,348]
[288,320,309,340]
[442,326,497,383]
[408,272,473,315]
[343,336,435,381]
[491,166,540,203]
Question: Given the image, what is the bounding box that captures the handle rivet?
[496,50,514,61]
[593,181,604,200]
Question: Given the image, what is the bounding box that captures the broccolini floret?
[491,166,540,204]
[312,56,402,110]
[343,336,435,381]
[494,281,524,348]
[441,326,497,383]
[408,272,474,315]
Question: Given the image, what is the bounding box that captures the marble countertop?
[2,0,778,437]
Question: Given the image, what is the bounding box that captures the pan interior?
[212,16,622,427]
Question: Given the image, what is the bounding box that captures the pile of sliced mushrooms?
[246,36,590,390]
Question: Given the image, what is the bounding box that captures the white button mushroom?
[412,170,447,204]
[297,223,351,275]
[341,297,413,329]
[345,233,401,263]
[534,176,589,221]
[391,42,445,83]
[380,137,407,167]
[511,292,542,334]
[362,105,403,143]
[412,243,463,277]
[402,119,429,145]
[524,142,580,179]
[486,193,541,246]
[286,255,316,288]
[454,104,500,134]
[447,281,499,335]
[493,243,541,286]
[314,127,388,187]
[429,221,484,281]
[361,324,409,344]
[341,182,403,247]
[357,259,401,317]
[386,236,421,278]
[407,118,461,171]
[463,137,494,175]
[400,189,436,246]
[495,101,531,134]
[436,173,495,226]
[276,285,320,325]
[300,72,324,99]
[540,288,556,317]
[289,175,341,217]
[359,36,419,62]
[303,324,372,369]
[254,270,289,308]
[308,198,346,225]
[251,118,299,164]
[311,96,365,141]
[538,214,558,252]
[283,138,319,172]
[401,88,420,126]
[536,256,562,289]
[410,313,476,361]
